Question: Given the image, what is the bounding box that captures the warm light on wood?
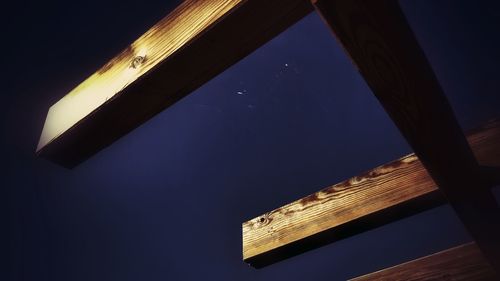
[37,0,242,152]
[36,0,313,167]
[242,119,500,267]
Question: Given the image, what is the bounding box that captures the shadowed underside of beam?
[349,243,497,281]
[242,119,500,268]
[312,0,500,272]
[37,0,313,168]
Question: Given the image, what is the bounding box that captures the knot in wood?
[131,55,145,69]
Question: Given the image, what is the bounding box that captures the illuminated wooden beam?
[242,119,500,268]
[312,0,500,273]
[349,243,497,281]
[37,0,313,168]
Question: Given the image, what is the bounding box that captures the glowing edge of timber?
[36,0,313,167]
[38,1,242,152]
[242,119,500,268]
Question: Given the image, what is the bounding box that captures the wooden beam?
[312,0,500,273]
[37,0,313,168]
[349,242,497,281]
[242,119,500,268]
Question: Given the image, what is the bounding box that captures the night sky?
[4,0,500,280]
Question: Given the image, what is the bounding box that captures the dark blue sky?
[3,0,500,280]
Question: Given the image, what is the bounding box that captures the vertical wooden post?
[311,0,500,273]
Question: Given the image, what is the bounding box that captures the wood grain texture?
[242,119,500,268]
[37,0,313,168]
[350,242,497,281]
[312,0,500,273]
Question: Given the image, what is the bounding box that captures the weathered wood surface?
[37,0,313,168]
[350,242,497,281]
[242,119,500,268]
[312,0,500,273]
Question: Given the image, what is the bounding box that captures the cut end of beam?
[243,119,500,268]
[36,0,313,168]
[37,1,242,153]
